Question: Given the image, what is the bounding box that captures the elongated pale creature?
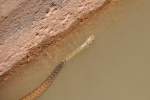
[21,35,95,100]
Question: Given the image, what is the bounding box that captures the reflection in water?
[40,0,150,100]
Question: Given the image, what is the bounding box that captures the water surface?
[41,0,150,100]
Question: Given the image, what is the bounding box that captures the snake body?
[21,35,95,100]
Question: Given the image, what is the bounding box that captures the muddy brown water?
[40,0,150,100]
